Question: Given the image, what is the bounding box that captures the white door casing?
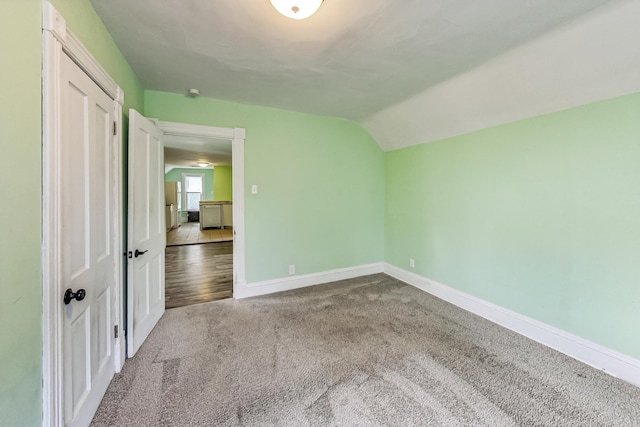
[127,109,166,357]
[42,3,124,426]
[231,130,246,291]
[157,121,246,289]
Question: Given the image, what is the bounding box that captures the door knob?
[64,288,86,305]
[134,249,148,258]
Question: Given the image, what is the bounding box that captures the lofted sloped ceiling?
[91,0,638,150]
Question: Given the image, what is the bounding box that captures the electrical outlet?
[289,264,296,275]
[410,258,415,268]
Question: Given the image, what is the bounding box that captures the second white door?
[127,109,166,357]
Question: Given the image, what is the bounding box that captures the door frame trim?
[158,121,247,289]
[42,2,124,425]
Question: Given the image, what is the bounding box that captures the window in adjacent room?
[183,173,204,211]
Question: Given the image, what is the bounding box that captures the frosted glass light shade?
[269,0,323,20]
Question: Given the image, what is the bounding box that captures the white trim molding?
[235,263,385,299]
[231,131,246,289]
[384,263,640,388]
[42,26,63,426]
[43,2,124,106]
[158,120,235,141]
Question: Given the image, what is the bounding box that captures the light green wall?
[214,166,233,201]
[385,92,640,359]
[145,91,385,282]
[165,168,214,201]
[0,1,143,425]
[0,2,43,426]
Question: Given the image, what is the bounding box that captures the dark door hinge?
[114,325,119,339]
[113,121,117,136]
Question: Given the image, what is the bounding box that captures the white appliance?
[165,181,181,226]
[200,204,221,230]
[165,204,174,231]
[165,181,178,204]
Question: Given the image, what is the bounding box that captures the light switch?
[251,185,258,194]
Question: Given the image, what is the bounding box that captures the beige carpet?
[91,274,640,426]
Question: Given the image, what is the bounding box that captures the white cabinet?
[170,207,177,228]
[199,201,232,230]
[165,181,182,224]
[200,204,221,229]
[164,202,178,230]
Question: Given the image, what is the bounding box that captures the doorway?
[159,121,246,308]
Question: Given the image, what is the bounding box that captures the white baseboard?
[384,263,640,388]
[233,260,640,388]
[234,263,385,299]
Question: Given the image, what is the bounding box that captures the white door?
[127,109,166,356]
[60,52,117,427]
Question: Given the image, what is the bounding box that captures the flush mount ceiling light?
[269,0,323,20]
[197,162,209,168]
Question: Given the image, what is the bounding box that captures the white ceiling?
[164,134,232,172]
[91,0,616,122]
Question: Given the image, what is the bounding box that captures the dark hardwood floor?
[165,241,233,309]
